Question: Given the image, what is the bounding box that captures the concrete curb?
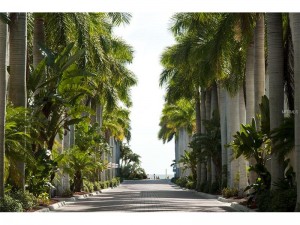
[34,186,119,212]
[35,201,66,212]
[48,201,66,211]
[35,207,50,212]
[218,197,256,212]
[172,182,256,212]
[230,202,256,212]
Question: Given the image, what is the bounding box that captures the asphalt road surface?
[53,179,236,212]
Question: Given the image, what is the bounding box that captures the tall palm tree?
[289,13,300,212]
[266,13,285,188]
[0,14,8,198]
[254,14,266,116]
[8,13,27,190]
[158,99,196,177]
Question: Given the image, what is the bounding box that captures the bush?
[186,180,196,190]
[83,180,94,193]
[110,178,118,188]
[270,188,296,212]
[0,195,23,212]
[93,182,101,191]
[221,187,239,198]
[10,190,37,211]
[37,192,50,206]
[255,190,272,212]
[170,177,178,184]
[175,177,188,187]
[61,189,73,197]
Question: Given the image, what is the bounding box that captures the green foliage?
[37,192,50,206]
[221,187,239,198]
[9,190,37,211]
[270,115,294,160]
[0,195,23,212]
[230,96,272,194]
[255,190,272,212]
[186,180,196,189]
[178,150,197,181]
[61,189,73,198]
[83,180,94,193]
[93,182,101,191]
[26,147,59,196]
[175,177,188,187]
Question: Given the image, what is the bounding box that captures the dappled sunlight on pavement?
[54,179,235,212]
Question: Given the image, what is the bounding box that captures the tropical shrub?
[61,189,73,198]
[93,182,101,191]
[37,192,51,206]
[221,187,239,198]
[0,195,23,212]
[175,177,188,187]
[186,180,196,189]
[9,190,37,211]
[83,180,94,193]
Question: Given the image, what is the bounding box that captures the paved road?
[54,179,236,212]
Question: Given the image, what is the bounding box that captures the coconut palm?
[7,13,27,190]
[266,13,285,187]
[0,14,8,198]
[289,13,300,212]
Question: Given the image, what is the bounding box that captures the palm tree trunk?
[195,89,202,190]
[254,14,266,116]
[227,91,240,188]
[245,41,257,185]
[210,84,218,183]
[8,13,27,190]
[175,137,180,178]
[217,85,227,188]
[200,89,207,184]
[267,13,285,188]
[206,89,212,185]
[0,17,8,198]
[289,13,300,211]
[238,86,248,190]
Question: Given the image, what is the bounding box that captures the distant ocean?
[146,174,174,180]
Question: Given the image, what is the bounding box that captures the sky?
[114,12,176,175]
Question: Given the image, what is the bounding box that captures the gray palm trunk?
[8,13,27,190]
[210,84,218,183]
[227,91,240,188]
[195,89,202,190]
[238,87,248,189]
[289,13,300,211]
[0,18,8,198]
[267,13,285,188]
[200,89,207,184]
[254,14,266,116]
[245,41,257,184]
[217,85,227,187]
[206,89,212,185]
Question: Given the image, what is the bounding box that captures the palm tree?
[8,13,27,190]
[0,14,8,198]
[289,13,300,212]
[158,99,195,177]
[266,13,285,188]
[254,14,266,116]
